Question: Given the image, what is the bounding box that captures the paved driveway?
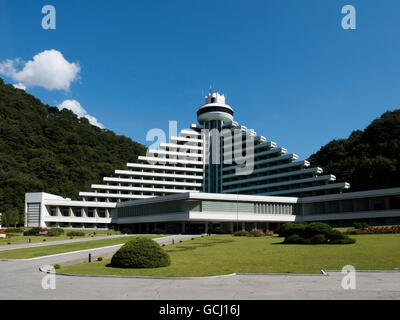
[0,234,399,300]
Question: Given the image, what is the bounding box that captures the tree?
[0,78,147,221]
[2,208,19,227]
[308,109,400,191]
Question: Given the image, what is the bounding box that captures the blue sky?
[0,0,399,159]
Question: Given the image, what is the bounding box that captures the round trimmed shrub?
[23,227,41,236]
[47,228,64,237]
[249,228,264,237]
[276,223,306,238]
[111,237,171,268]
[233,230,250,237]
[352,222,369,230]
[304,222,332,238]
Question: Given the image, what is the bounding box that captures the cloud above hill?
[0,49,80,91]
[58,99,104,128]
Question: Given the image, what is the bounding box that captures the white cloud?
[58,99,104,128]
[13,83,26,90]
[0,50,80,91]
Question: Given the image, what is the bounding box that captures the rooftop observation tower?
[197,91,234,126]
[197,90,233,193]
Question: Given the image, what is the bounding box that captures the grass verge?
[0,229,122,246]
[0,235,159,259]
[57,234,400,277]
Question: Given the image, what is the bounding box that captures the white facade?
[25,192,114,229]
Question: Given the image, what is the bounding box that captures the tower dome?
[197,91,234,125]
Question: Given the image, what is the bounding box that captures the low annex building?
[25,91,400,231]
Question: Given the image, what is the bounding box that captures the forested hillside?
[0,78,146,221]
[308,109,400,192]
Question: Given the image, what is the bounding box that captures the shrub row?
[23,227,42,236]
[66,230,85,237]
[47,228,64,237]
[346,225,400,235]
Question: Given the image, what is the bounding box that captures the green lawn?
[58,234,400,277]
[0,229,122,246]
[0,235,159,259]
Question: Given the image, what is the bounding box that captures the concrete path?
[0,234,146,251]
[0,234,399,300]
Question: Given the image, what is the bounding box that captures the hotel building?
[25,92,400,232]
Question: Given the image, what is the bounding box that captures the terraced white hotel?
[25,91,400,232]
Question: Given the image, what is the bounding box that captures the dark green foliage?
[276,223,306,238]
[0,78,147,221]
[304,222,332,238]
[352,222,369,230]
[330,237,356,244]
[327,229,346,241]
[1,208,21,227]
[310,234,326,244]
[111,237,171,268]
[47,228,64,237]
[233,230,250,237]
[97,257,103,262]
[151,228,166,234]
[285,234,305,244]
[308,109,400,191]
[281,222,355,245]
[23,227,41,236]
[66,230,85,237]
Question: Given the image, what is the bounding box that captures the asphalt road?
[0,234,399,300]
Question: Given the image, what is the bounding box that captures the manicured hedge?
[249,228,264,237]
[352,222,369,230]
[276,222,356,245]
[111,237,170,268]
[233,230,250,237]
[47,228,64,237]
[23,227,42,236]
[66,230,85,237]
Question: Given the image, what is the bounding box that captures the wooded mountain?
[0,78,146,220]
[308,109,400,192]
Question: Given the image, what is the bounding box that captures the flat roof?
[116,192,299,208]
